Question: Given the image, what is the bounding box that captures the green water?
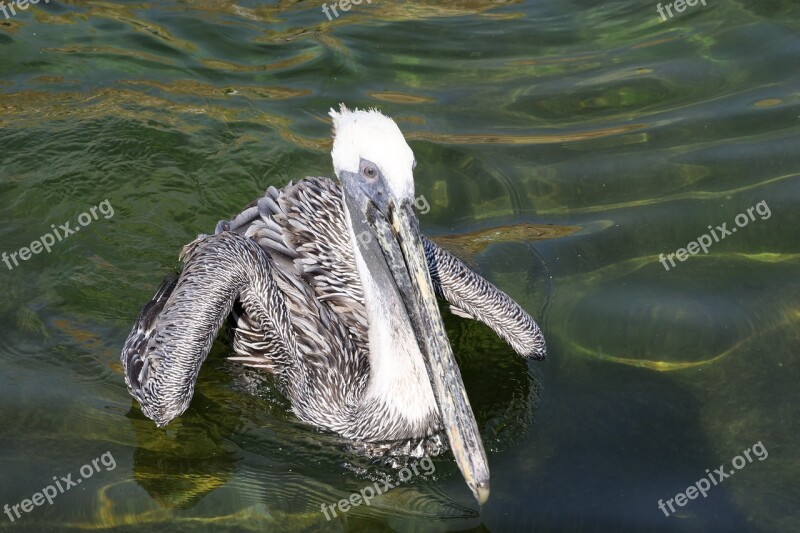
[0,0,798,531]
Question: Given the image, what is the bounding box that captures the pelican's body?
[122,106,546,504]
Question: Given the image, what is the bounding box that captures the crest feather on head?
[328,103,417,200]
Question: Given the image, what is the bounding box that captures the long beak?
[354,190,490,505]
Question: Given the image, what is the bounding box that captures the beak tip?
[474,480,490,506]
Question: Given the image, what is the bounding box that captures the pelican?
[121,105,546,505]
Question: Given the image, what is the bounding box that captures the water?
[0,1,798,531]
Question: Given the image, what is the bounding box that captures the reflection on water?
[0,0,798,531]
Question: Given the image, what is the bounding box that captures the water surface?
[0,0,798,531]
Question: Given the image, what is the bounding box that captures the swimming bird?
[121,105,546,505]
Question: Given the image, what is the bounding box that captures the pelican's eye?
[361,160,379,180]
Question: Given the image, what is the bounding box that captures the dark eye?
[363,164,378,179]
